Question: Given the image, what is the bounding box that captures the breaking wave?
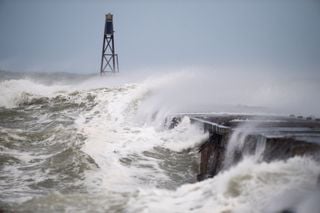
[128,156,320,213]
[0,71,319,212]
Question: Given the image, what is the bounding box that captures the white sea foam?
[127,156,320,213]
[76,76,208,192]
[72,71,320,212]
[1,70,319,212]
[74,71,320,212]
[0,79,70,108]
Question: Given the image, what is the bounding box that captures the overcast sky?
[0,0,319,74]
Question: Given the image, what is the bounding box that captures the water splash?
[223,122,266,170]
[1,70,319,212]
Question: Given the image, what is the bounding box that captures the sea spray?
[127,156,320,213]
[77,82,207,193]
[223,121,267,170]
[0,71,319,212]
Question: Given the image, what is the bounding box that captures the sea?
[0,70,319,213]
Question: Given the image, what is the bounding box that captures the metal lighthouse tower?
[100,13,119,75]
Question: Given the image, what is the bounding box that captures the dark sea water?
[0,71,319,213]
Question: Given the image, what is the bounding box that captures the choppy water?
[0,71,319,213]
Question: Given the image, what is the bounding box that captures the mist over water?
[0,69,319,212]
[111,67,320,117]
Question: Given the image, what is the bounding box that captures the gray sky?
[0,0,319,74]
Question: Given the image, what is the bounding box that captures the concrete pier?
[171,114,320,181]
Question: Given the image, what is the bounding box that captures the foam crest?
[0,79,70,108]
[127,156,320,213]
[76,78,207,192]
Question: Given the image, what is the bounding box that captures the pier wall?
[170,114,320,181]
